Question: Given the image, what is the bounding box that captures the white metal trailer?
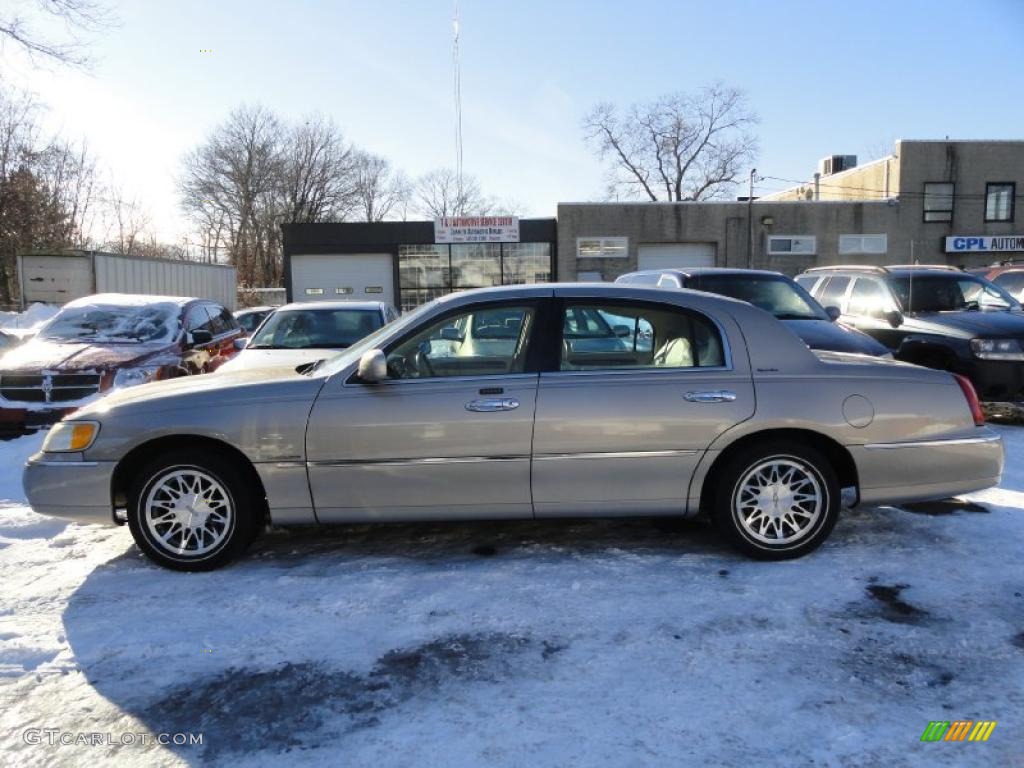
[18,251,238,310]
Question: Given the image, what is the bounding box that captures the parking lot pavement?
[0,430,1021,767]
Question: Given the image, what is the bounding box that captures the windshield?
[237,310,270,333]
[38,302,181,344]
[318,301,435,376]
[248,307,384,350]
[888,274,1021,313]
[689,274,827,320]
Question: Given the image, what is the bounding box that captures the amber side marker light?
[953,374,986,427]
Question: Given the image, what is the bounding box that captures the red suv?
[0,293,241,431]
[970,261,1024,302]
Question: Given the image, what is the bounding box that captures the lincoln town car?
[23,284,1003,570]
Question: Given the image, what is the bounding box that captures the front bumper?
[22,454,117,524]
[851,430,1003,507]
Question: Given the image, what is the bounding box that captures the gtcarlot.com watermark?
[23,729,203,747]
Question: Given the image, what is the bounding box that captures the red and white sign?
[434,216,519,243]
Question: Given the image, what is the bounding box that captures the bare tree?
[583,83,758,202]
[179,105,284,286]
[100,186,150,255]
[411,168,493,218]
[352,152,409,222]
[280,115,358,223]
[0,0,114,67]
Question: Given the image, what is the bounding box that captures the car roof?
[235,306,276,314]
[801,265,965,277]
[63,292,196,308]
[273,301,389,312]
[621,267,787,279]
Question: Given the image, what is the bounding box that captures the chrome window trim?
[541,366,732,379]
[863,434,1002,450]
[342,372,540,389]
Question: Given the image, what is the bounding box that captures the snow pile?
[0,429,1021,766]
[0,303,60,331]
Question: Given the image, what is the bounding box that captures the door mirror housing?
[357,349,388,383]
[824,306,841,322]
[440,327,464,342]
[189,329,213,346]
[232,338,248,351]
[884,310,904,328]
[612,324,633,337]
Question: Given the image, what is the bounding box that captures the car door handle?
[465,397,520,412]
[683,390,737,403]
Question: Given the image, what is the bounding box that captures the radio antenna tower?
[452,1,464,204]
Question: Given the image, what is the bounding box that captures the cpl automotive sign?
[945,235,1024,253]
[434,216,520,244]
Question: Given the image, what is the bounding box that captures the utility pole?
[746,168,757,268]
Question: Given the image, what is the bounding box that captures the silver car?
[23,284,1003,571]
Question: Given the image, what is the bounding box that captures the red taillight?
[954,374,985,427]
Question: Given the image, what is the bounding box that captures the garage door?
[290,253,395,307]
[637,243,716,271]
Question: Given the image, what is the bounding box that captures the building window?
[577,237,628,259]
[503,242,552,284]
[985,183,1015,223]
[767,236,816,255]
[451,243,501,289]
[839,234,887,255]
[335,287,353,295]
[304,288,324,295]
[923,182,954,222]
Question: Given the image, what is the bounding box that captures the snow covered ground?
[0,430,1021,767]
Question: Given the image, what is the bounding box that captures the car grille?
[0,372,102,403]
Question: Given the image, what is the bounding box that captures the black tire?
[127,450,257,571]
[711,440,840,560]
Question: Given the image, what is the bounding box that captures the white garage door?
[637,243,716,271]
[291,253,394,307]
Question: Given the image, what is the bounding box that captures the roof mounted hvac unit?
[818,155,858,176]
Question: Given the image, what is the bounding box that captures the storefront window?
[451,243,501,289]
[398,241,552,311]
[502,242,552,284]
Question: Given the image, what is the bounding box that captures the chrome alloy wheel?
[144,468,233,557]
[733,457,824,545]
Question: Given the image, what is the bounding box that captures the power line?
[452,1,464,203]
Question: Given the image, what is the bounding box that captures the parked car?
[616,268,890,357]
[968,261,1024,302]
[24,284,1002,571]
[0,293,241,431]
[796,265,1024,412]
[234,306,276,336]
[218,301,397,373]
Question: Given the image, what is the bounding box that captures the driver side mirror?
[884,310,904,328]
[824,306,841,322]
[357,349,388,383]
[440,327,464,342]
[189,329,213,346]
[612,324,632,337]
[232,338,247,351]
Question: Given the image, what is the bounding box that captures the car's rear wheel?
[127,451,256,571]
[712,441,839,560]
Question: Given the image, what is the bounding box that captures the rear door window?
[818,276,851,312]
[560,301,724,370]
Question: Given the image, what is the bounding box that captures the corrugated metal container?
[18,251,237,309]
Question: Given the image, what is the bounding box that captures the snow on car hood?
[217,347,339,374]
[0,338,174,373]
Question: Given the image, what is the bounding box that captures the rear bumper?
[850,430,1003,507]
[22,455,116,525]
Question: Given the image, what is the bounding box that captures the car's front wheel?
[127,451,257,571]
[712,441,840,560]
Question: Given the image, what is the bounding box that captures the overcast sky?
[6,0,1024,242]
